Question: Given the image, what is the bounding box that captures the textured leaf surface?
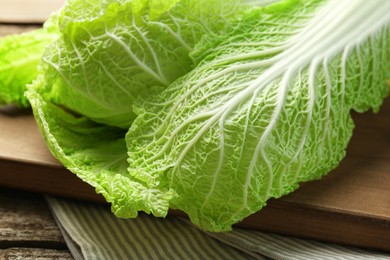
[0,29,56,107]
[24,0,253,220]
[27,87,176,218]
[36,0,246,128]
[126,0,390,231]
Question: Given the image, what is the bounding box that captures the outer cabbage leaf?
[35,0,247,128]
[0,27,57,107]
[126,0,390,231]
[25,0,263,220]
[27,87,175,217]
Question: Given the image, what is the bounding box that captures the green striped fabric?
[46,197,390,260]
[47,197,256,259]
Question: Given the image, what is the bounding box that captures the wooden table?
[0,188,72,259]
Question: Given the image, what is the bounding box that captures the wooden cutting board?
[0,1,389,253]
[0,0,65,24]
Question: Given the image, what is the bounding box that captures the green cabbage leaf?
[126,0,390,230]
[1,0,389,232]
[0,25,57,107]
[32,0,249,128]
[21,0,254,219]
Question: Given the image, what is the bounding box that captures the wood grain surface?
[0,0,389,253]
[0,189,64,246]
[0,189,72,258]
[0,248,72,259]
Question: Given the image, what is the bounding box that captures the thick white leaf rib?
[149,20,192,51]
[211,0,388,183]
[70,38,93,96]
[106,32,169,86]
[132,17,172,85]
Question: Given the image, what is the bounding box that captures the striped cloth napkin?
[46,197,390,260]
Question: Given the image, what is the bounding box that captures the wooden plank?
[0,157,104,202]
[0,107,60,167]
[239,200,390,252]
[0,0,65,24]
[0,248,72,259]
[0,107,102,202]
[0,189,66,248]
[0,25,39,36]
